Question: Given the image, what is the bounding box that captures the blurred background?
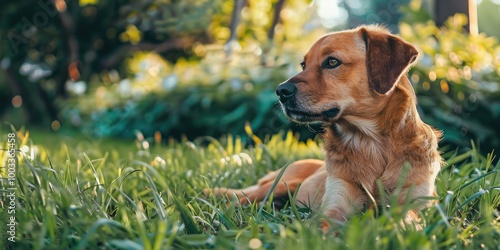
[0,0,499,153]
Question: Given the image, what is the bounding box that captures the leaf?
[195,197,237,230]
[76,219,128,250]
[172,195,201,234]
[106,239,144,250]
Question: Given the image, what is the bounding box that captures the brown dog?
[205,25,442,228]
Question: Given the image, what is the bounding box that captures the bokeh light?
[12,95,23,108]
[248,238,262,249]
[316,0,348,28]
[51,120,61,131]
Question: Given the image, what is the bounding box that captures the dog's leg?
[403,210,423,230]
[320,176,367,231]
[295,168,326,209]
[205,178,303,205]
[239,178,303,204]
[396,179,438,230]
[205,159,324,205]
[207,185,259,199]
[395,161,440,229]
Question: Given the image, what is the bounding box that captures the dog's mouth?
[284,107,340,123]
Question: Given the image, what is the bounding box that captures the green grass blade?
[195,197,237,230]
[456,170,500,191]
[75,218,128,250]
[256,161,291,221]
[172,195,201,234]
[452,188,488,214]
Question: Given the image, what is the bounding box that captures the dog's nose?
[276,82,297,103]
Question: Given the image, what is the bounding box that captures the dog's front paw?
[319,218,344,236]
[319,218,331,234]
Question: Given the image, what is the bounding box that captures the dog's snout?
[276,82,297,103]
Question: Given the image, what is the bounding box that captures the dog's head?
[276,25,418,124]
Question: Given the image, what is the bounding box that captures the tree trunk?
[434,0,477,34]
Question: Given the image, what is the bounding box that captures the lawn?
[1,127,499,249]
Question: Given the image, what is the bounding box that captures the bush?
[61,47,317,142]
[400,12,500,153]
[62,14,500,153]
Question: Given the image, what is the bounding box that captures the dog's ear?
[359,27,418,95]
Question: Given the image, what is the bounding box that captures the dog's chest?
[325,150,415,195]
[324,130,412,190]
[325,142,385,184]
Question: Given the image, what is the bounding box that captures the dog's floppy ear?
[359,27,418,95]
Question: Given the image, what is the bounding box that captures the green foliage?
[61,47,318,141]
[56,0,322,142]
[0,128,498,249]
[399,10,500,153]
[0,0,316,126]
[60,5,500,153]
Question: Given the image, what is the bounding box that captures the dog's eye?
[324,57,341,69]
[300,62,306,70]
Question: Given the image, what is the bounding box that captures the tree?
[0,0,217,125]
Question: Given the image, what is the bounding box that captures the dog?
[205,25,442,229]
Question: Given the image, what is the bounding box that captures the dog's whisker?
[306,124,318,133]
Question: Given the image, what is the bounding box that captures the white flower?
[118,79,132,95]
[66,80,87,95]
[162,74,178,90]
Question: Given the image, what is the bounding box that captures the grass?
[0,126,499,250]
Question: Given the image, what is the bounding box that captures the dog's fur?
[205,25,442,228]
